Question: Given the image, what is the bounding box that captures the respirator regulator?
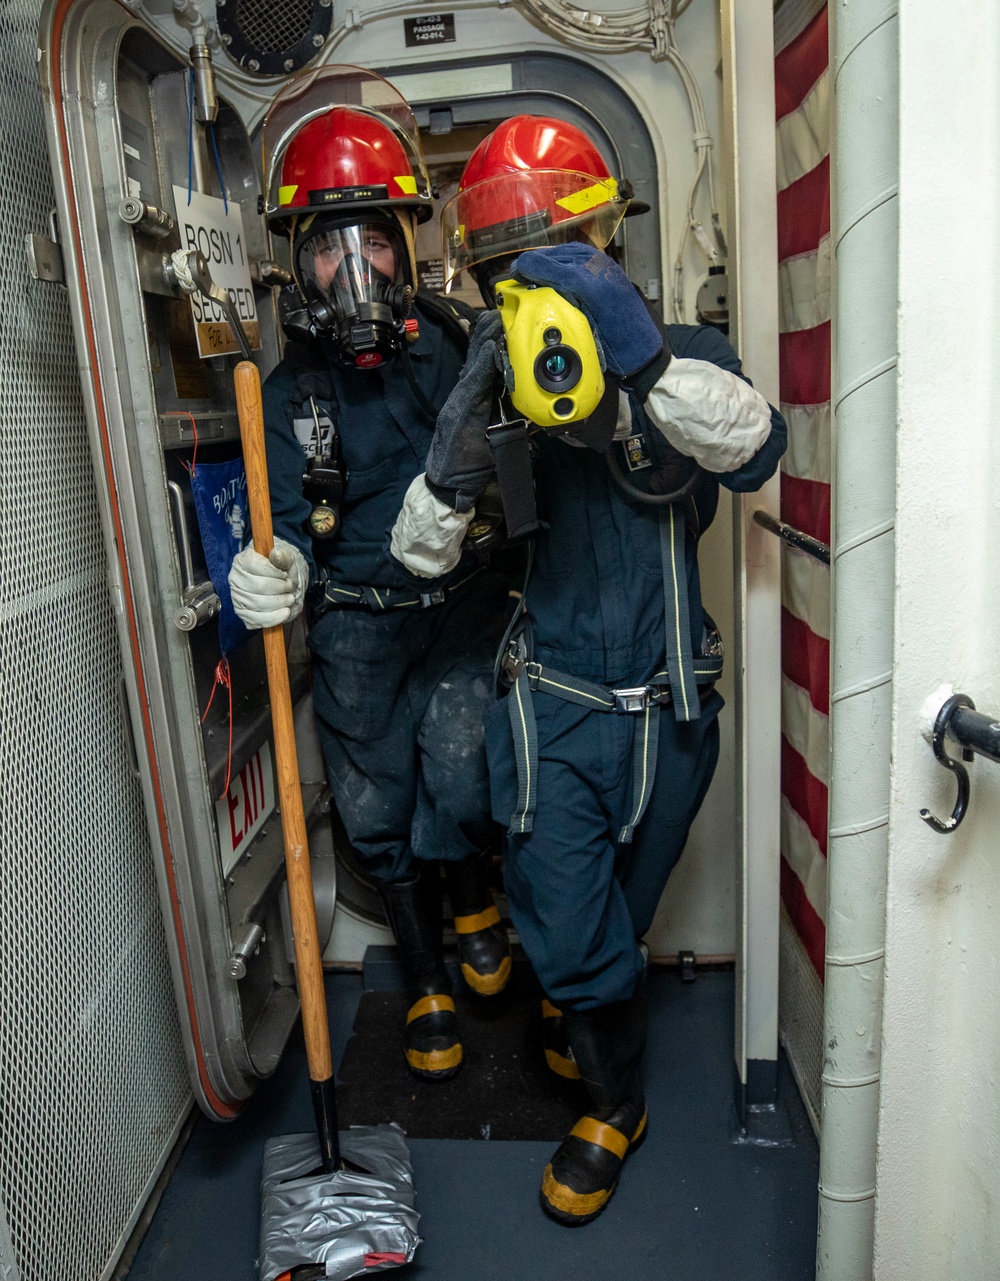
[291,219,414,368]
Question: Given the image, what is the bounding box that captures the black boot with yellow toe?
[446,854,512,996]
[540,984,647,1226]
[540,999,582,1081]
[380,872,462,1082]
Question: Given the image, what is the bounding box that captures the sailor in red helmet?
[228,69,511,1083]
[392,114,786,1221]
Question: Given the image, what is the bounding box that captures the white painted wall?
[874,1,1000,1275]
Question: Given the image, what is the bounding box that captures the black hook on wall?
[920,693,1000,834]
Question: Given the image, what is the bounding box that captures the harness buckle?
[613,686,652,714]
[501,643,526,681]
[419,590,446,608]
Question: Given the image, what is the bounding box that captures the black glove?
[425,309,505,512]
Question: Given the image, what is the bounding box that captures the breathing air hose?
[604,447,701,505]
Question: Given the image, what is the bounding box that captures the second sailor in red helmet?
[393,114,787,1221]
[227,68,511,1082]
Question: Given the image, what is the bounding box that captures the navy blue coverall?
[263,298,507,882]
[483,323,786,1010]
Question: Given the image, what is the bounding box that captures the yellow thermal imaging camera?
[494,279,605,429]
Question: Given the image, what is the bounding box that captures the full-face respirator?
[285,217,414,368]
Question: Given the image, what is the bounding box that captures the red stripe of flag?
[781,473,831,546]
[777,156,831,262]
[775,6,829,121]
[781,735,828,857]
[779,322,831,405]
[780,858,826,977]
[782,607,830,715]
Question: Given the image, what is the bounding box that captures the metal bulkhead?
[36,0,335,1116]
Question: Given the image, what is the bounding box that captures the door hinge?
[24,209,64,284]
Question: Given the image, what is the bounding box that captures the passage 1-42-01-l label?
[404,12,456,45]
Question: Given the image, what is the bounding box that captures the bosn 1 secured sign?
[172,186,260,359]
[404,12,456,45]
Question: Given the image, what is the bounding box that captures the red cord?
[201,656,233,801]
[162,410,199,476]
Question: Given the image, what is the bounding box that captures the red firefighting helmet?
[442,115,644,282]
[262,65,433,233]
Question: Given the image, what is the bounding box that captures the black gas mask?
[291,216,414,367]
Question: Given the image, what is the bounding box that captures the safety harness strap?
[499,650,722,843]
[507,654,724,711]
[499,498,712,840]
[507,670,538,836]
[311,566,484,618]
[660,505,699,722]
[619,702,660,843]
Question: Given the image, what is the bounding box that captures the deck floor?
[127,966,818,1281]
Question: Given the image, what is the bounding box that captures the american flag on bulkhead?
[775,4,831,979]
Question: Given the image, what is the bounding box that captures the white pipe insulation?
[817,4,899,1279]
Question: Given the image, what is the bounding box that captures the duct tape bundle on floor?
[259,1124,420,1280]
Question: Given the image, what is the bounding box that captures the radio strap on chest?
[487,418,539,540]
[499,499,720,841]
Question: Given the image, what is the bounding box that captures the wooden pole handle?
[233,360,333,1085]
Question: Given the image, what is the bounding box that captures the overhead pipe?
[817,3,899,1278]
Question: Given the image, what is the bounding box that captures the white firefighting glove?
[390,473,475,579]
[644,358,773,473]
[228,537,309,629]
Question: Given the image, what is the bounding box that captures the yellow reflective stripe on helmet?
[395,174,418,194]
[555,177,619,215]
[278,184,298,206]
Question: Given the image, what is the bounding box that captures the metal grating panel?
[0,4,191,1278]
[779,904,823,1136]
[234,0,315,53]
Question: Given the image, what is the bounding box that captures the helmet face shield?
[293,217,413,367]
[442,170,628,283]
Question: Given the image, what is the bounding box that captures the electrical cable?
[209,123,229,214]
[186,67,194,206]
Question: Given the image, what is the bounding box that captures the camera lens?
[533,343,582,394]
[544,352,569,381]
